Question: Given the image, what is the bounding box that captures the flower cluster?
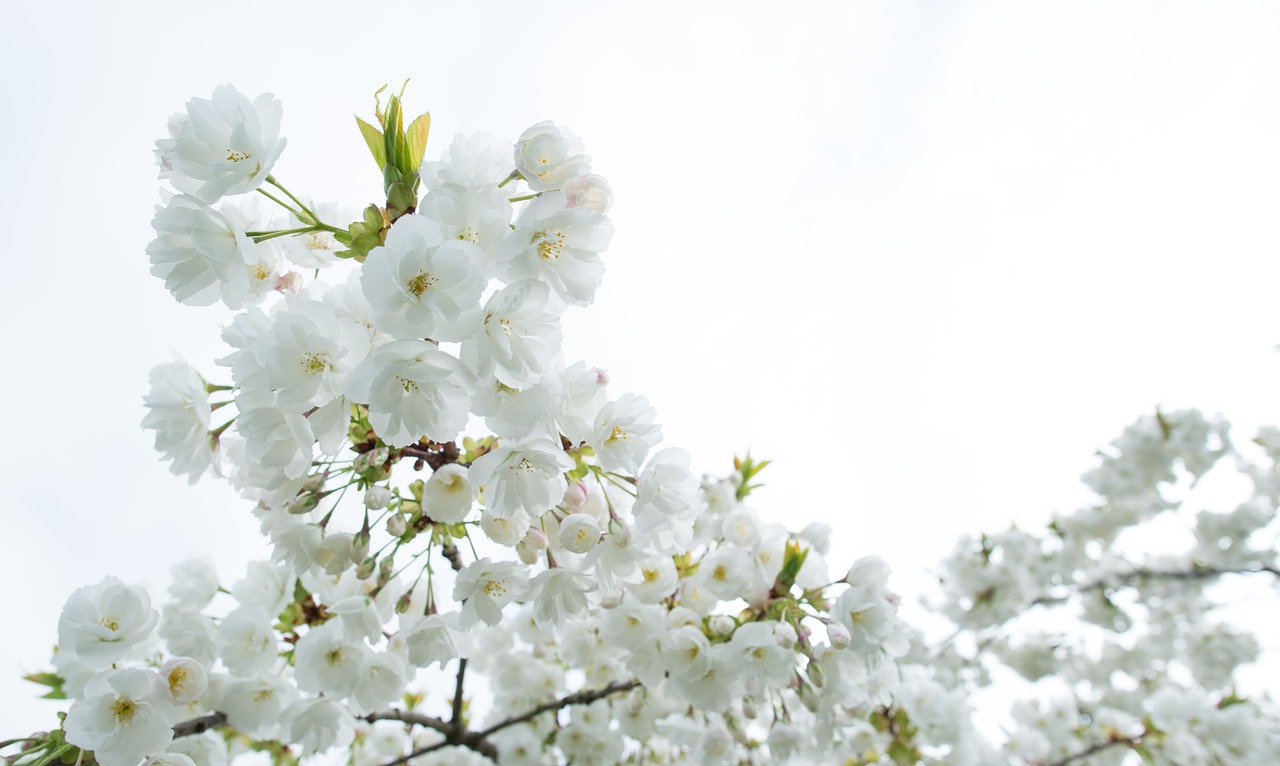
[6,86,1278,766]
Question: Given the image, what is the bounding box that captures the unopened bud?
[287,493,320,516]
[799,682,820,712]
[274,271,303,294]
[709,614,736,637]
[827,623,851,650]
[774,621,798,648]
[355,557,376,580]
[386,514,406,537]
[396,591,414,614]
[379,554,395,580]
[562,173,614,213]
[351,531,371,563]
[741,698,757,719]
[302,472,327,493]
[364,486,392,510]
[562,481,589,512]
[807,660,826,690]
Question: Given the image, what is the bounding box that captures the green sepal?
[383,163,404,190]
[387,181,415,216]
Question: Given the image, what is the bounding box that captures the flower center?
[535,230,566,261]
[607,426,627,444]
[482,580,508,598]
[111,697,137,722]
[300,351,332,375]
[168,666,188,695]
[98,617,120,631]
[406,271,439,298]
[226,150,253,162]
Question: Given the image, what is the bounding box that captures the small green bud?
[287,493,320,516]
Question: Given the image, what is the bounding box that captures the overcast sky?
[3,0,1280,735]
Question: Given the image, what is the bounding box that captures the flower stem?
[255,187,302,217]
[267,175,321,224]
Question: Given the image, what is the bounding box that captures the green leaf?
[363,204,384,229]
[405,112,431,171]
[776,540,810,589]
[24,671,67,700]
[355,117,386,169]
[383,95,402,174]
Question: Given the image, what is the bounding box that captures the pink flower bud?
[562,481,589,512]
[274,271,303,294]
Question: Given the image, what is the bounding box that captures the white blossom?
[498,192,613,306]
[424,463,474,523]
[469,438,574,519]
[462,279,562,389]
[155,85,285,203]
[58,577,158,667]
[142,362,217,484]
[360,214,485,341]
[344,340,470,448]
[514,122,591,191]
[147,194,263,309]
[454,559,529,627]
[64,669,176,766]
[591,393,662,474]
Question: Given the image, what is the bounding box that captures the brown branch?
[362,709,452,736]
[475,679,641,739]
[370,678,641,766]
[1032,564,1279,608]
[1044,733,1144,766]
[173,712,226,737]
[451,658,468,732]
[441,542,464,572]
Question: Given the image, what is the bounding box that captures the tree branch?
[369,678,641,766]
[362,709,452,737]
[173,712,226,738]
[451,658,468,733]
[1032,564,1279,608]
[475,678,641,739]
[1044,732,1144,766]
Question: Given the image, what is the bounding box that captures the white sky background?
[2,0,1280,737]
